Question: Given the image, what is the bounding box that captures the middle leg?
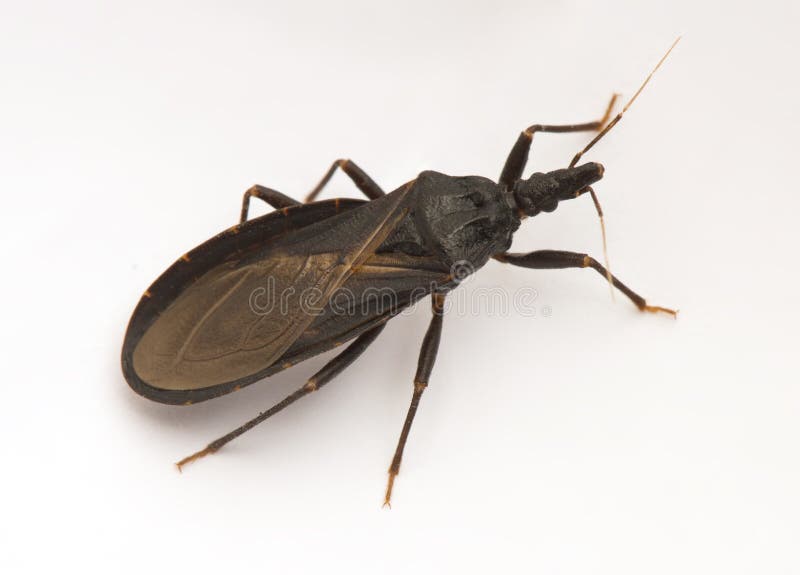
[384,292,447,507]
[495,249,676,316]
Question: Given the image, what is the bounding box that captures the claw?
[383,472,397,508]
[175,445,217,472]
[643,304,678,318]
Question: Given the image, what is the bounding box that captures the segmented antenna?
[570,37,681,169]
[586,186,614,300]
[573,37,681,300]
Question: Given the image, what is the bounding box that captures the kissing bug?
[122,39,679,506]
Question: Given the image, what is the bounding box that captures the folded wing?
[132,186,414,391]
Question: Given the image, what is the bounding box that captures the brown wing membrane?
[131,185,414,391]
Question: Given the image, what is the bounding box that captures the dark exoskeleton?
[123,80,678,505]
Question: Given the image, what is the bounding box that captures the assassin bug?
[122,39,679,506]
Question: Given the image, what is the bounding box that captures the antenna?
[571,36,681,168]
[573,37,681,299]
[586,186,614,300]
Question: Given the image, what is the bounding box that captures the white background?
[2,1,799,573]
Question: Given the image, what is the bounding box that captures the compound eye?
[540,199,558,212]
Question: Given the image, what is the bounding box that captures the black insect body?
[122,44,679,506]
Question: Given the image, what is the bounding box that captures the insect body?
[122,42,679,506]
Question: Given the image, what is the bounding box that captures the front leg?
[499,95,617,187]
[495,250,676,316]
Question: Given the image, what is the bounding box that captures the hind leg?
[176,323,387,471]
[240,185,301,223]
[305,159,385,203]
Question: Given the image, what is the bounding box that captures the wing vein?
[173,268,254,367]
